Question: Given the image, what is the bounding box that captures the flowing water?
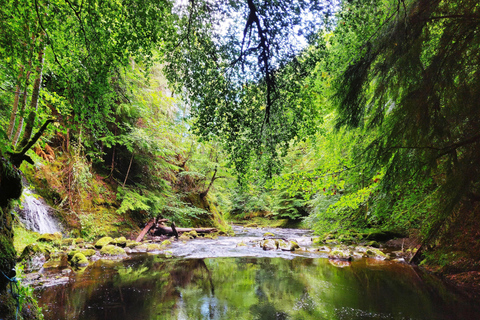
[34,226,480,320]
[18,187,61,234]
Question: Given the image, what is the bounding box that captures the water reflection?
[36,255,480,320]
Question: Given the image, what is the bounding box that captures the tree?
[332,0,480,242]
[164,0,337,177]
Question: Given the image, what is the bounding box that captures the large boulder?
[261,239,278,250]
[112,236,127,248]
[18,243,49,272]
[100,245,126,256]
[94,236,113,249]
[70,253,89,267]
[278,240,300,251]
[37,232,62,242]
[328,247,353,261]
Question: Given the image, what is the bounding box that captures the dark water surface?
[36,255,480,320]
[34,227,480,319]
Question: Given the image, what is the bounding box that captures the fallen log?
[153,225,217,237]
[136,218,156,242]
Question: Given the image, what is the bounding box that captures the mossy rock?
[328,249,352,261]
[67,250,80,261]
[263,232,275,237]
[70,253,89,267]
[133,244,148,252]
[19,243,45,262]
[80,249,96,257]
[279,240,300,251]
[236,242,247,247]
[147,243,162,252]
[161,240,172,246]
[365,248,387,260]
[38,232,62,242]
[100,245,126,256]
[182,231,198,239]
[84,243,95,249]
[203,233,218,239]
[75,238,85,245]
[179,234,190,241]
[366,241,380,248]
[62,238,75,246]
[112,236,127,247]
[126,241,142,248]
[94,236,113,249]
[261,239,278,250]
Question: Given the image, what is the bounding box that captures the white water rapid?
[19,187,61,234]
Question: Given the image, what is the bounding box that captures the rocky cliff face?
[0,157,41,320]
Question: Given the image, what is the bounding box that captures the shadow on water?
[36,254,480,320]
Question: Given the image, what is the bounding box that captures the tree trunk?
[123,152,134,187]
[19,44,45,150]
[135,219,156,242]
[12,68,32,147]
[7,66,24,140]
[153,225,217,236]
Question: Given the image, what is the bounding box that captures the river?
[34,226,480,320]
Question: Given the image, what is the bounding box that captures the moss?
[146,243,162,252]
[61,238,75,246]
[70,253,89,267]
[365,248,387,259]
[182,231,198,239]
[263,232,275,237]
[18,244,45,262]
[161,240,171,246]
[126,241,142,248]
[80,249,96,257]
[74,238,84,245]
[94,236,113,249]
[112,236,127,247]
[100,245,126,256]
[37,233,62,243]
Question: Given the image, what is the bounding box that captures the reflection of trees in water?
[36,255,480,320]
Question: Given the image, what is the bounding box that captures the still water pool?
[35,227,480,320]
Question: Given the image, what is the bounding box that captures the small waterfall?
[18,187,61,234]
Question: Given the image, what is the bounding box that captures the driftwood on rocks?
[152,225,217,237]
[135,217,217,241]
[136,219,156,242]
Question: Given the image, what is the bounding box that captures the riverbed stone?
[263,232,275,237]
[126,241,142,248]
[95,236,113,249]
[183,231,198,239]
[365,248,387,260]
[328,248,352,261]
[278,240,300,251]
[37,232,62,242]
[147,243,162,252]
[261,239,279,250]
[80,249,96,258]
[100,245,126,256]
[133,244,148,252]
[62,238,75,246]
[67,250,79,261]
[70,253,89,267]
[112,236,127,247]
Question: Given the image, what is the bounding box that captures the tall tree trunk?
[19,43,45,150]
[12,68,32,147]
[7,66,24,140]
[123,152,134,187]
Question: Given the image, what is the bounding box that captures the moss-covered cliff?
[0,157,42,320]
